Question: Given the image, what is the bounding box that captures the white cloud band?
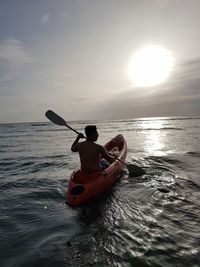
[0,38,34,65]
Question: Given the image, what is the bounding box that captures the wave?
[0,159,67,173]
[30,162,67,173]
[145,155,184,167]
[186,151,200,157]
[45,154,66,159]
[122,127,184,132]
[31,123,48,127]
[1,154,66,161]
[136,117,200,122]
[33,128,66,132]
[143,127,183,131]
[18,188,64,201]
[0,161,16,167]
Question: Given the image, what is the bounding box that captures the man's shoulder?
[95,143,104,151]
[78,141,87,147]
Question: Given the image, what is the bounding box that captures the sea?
[0,117,200,267]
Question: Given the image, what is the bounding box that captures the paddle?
[110,154,145,176]
[45,110,145,176]
[45,110,83,136]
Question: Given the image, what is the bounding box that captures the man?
[71,125,115,174]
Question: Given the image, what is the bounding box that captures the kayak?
[66,134,127,207]
[66,134,127,206]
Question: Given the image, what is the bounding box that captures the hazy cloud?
[53,72,75,87]
[0,72,14,82]
[0,38,34,82]
[70,96,90,102]
[0,38,34,65]
[92,59,200,119]
[173,59,200,82]
[41,13,50,24]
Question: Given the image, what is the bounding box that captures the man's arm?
[71,133,84,152]
[99,145,115,163]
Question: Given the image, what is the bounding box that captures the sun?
[128,45,175,87]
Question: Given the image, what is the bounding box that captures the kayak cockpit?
[70,185,85,196]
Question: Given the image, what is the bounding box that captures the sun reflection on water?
[141,119,166,156]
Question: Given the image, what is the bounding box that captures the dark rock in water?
[66,241,72,246]
[127,164,146,177]
[158,188,170,193]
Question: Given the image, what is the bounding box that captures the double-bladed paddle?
[45,110,145,176]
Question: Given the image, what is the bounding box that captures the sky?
[0,0,200,122]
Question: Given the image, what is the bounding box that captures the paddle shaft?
[66,124,82,136]
[111,154,128,167]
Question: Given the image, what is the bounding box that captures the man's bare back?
[71,126,114,174]
[78,141,112,173]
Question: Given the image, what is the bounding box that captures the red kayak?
[66,134,127,207]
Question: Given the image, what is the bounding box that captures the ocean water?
[0,117,200,267]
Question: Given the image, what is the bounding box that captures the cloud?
[0,38,34,82]
[0,38,34,65]
[173,59,200,82]
[41,13,50,24]
[0,72,14,82]
[70,96,90,102]
[53,72,75,87]
[91,59,200,119]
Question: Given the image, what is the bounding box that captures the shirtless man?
[71,125,115,174]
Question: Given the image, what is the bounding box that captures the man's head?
[85,125,98,141]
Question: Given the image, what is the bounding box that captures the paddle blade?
[45,110,67,126]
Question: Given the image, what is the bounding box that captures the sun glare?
[129,45,174,87]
